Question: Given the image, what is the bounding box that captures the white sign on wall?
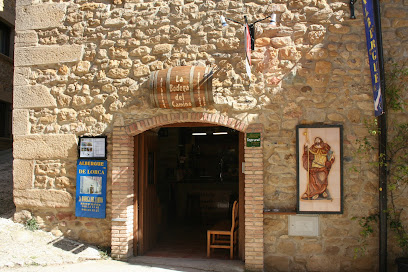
[288,215,320,237]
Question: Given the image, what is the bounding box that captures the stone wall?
[12,0,408,271]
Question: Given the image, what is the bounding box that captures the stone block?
[306,47,329,60]
[265,255,290,272]
[14,85,57,109]
[104,18,127,27]
[73,61,91,75]
[14,189,73,208]
[385,8,407,18]
[328,24,350,34]
[13,134,77,160]
[15,45,83,66]
[14,67,30,86]
[393,19,408,28]
[12,109,30,135]
[347,109,361,123]
[304,108,326,122]
[279,46,300,60]
[107,68,130,79]
[255,37,271,47]
[15,31,38,47]
[133,65,150,77]
[277,240,297,255]
[396,27,408,39]
[152,44,173,54]
[16,0,41,7]
[327,113,345,122]
[271,37,292,48]
[13,159,34,190]
[315,61,332,74]
[306,255,340,271]
[16,3,67,31]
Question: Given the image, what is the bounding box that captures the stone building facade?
[12,0,408,271]
[0,0,15,150]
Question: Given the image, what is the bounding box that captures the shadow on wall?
[0,148,14,219]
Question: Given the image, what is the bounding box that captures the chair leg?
[230,234,233,259]
[207,231,211,257]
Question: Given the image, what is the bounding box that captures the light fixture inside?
[192,132,207,136]
[213,132,228,135]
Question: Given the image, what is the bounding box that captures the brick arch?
[111,113,264,271]
[123,112,249,136]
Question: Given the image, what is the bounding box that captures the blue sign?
[362,0,384,117]
[75,160,107,218]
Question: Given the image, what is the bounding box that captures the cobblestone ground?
[0,149,102,269]
[0,217,102,269]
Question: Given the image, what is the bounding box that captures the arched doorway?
[134,124,244,259]
[111,113,264,271]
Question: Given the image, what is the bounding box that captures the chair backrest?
[230,200,239,232]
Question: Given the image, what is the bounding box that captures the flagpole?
[372,0,388,270]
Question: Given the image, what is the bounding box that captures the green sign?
[246,133,261,147]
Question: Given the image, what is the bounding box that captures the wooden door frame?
[239,132,245,259]
[133,125,245,259]
[133,134,146,255]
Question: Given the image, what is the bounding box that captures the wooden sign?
[149,66,213,109]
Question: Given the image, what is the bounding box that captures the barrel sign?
[149,66,214,109]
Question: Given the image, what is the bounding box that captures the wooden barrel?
[149,66,213,109]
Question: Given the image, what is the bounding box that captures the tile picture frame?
[296,124,343,214]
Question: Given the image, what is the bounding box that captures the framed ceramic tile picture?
[296,124,343,214]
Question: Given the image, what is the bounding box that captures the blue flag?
[362,0,384,116]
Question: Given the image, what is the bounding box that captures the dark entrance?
[134,124,244,259]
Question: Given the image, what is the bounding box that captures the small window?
[0,101,12,138]
[0,21,11,57]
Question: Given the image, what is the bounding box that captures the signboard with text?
[246,133,261,147]
[78,136,107,160]
[75,160,107,218]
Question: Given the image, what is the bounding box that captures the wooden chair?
[207,200,239,259]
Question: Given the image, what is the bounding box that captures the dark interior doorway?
[134,124,243,259]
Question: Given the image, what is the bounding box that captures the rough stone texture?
[15,3,67,31]
[11,0,408,270]
[14,45,83,66]
[13,67,30,87]
[264,255,290,272]
[13,134,77,160]
[14,85,57,109]
[14,189,73,208]
[15,31,38,47]
[12,109,30,135]
[13,159,34,190]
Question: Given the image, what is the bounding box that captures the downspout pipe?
[372,0,388,270]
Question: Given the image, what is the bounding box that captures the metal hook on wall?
[350,0,357,19]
